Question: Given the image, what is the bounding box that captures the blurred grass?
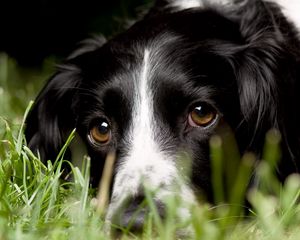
[0,53,53,121]
[0,52,300,239]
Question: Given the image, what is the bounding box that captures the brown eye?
[188,103,217,128]
[89,120,111,145]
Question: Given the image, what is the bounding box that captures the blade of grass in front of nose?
[96,151,116,217]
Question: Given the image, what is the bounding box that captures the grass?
[1,53,300,239]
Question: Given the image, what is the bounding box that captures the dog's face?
[71,18,242,225]
[75,33,241,222]
[26,0,300,232]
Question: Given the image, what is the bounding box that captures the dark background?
[0,0,152,67]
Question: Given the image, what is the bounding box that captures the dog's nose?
[111,195,165,233]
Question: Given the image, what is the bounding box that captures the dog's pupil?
[98,121,109,135]
[194,105,207,118]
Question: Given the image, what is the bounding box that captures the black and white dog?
[26,0,300,231]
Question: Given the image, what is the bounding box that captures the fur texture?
[25,0,300,231]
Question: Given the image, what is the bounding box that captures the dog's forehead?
[101,42,226,108]
[96,36,187,97]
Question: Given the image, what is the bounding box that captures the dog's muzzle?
[108,193,166,233]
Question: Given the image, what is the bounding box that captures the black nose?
[111,195,165,234]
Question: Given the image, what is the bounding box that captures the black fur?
[26,0,300,202]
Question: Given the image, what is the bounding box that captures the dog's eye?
[188,103,217,128]
[88,120,111,145]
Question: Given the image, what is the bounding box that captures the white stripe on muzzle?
[106,49,195,222]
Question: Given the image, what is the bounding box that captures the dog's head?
[25,0,300,232]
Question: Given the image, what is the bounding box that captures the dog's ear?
[232,0,288,134]
[25,66,81,161]
[231,0,300,175]
[25,36,106,161]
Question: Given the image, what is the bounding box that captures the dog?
[25,0,300,233]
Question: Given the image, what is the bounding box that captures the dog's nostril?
[111,195,165,234]
[119,204,147,233]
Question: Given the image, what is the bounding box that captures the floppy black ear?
[25,36,106,161]
[230,0,300,173]
[25,66,81,161]
[232,0,289,133]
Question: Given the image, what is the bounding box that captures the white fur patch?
[168,0,300,32]
[171,0,203,9]
[106,49,195,222]
[268,0,300,31]
[169,0,232,10]
[113,49,177,195]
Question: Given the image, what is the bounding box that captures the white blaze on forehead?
[109,49,177,203]
[128,49,175,186]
